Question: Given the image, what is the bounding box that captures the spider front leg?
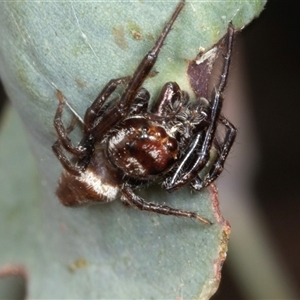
[151,82,185,116]
[190,115,237,190]
[121,184,211,225]
[128,88,150,115]
[83,76,131,132]
[163,131,206,191]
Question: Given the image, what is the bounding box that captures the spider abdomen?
[107,117,178,179]
[56,149,122,205]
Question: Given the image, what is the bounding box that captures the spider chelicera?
[52,0,236,225]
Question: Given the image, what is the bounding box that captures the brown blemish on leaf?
[68,258,89,273]
[202,184,231,299]
[148,69,158,78]
[74,77,87,89]
[187,31,228,99]
[127,21,143,40]
[187,47,219,99]
[112,25,128,50]
[132,30,143,40]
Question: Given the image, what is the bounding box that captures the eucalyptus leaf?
[0,1,266,298]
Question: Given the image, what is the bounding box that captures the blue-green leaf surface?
[0,1,265,298]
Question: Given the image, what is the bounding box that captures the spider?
[52,0,236,225]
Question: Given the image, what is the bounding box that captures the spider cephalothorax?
[52,0,236,224]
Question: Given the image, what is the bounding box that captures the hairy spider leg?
[83,76,131,132]
[121,184,212,225]
[128,88,150,115]
[53,90,86,156]
[53,99,79,158]
[52,138,84,176]
[151,82,182,116]
[164,23,235,190]
[190,115,237,190]
[53,90,94,175]
[52,109,78,170]
[164,132,204,189]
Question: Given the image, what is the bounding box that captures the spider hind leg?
[121,184,211,225]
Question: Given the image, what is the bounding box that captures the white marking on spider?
[108,130,127,150]
[126,157,146,175]
[148,149,160,159]
[78,170,119,202]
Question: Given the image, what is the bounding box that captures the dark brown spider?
[52,0,236,225]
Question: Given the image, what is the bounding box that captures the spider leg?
[53,90,87,156]
[151,82,182,116]
[52,90,87,175]
[52,140,82,175]
[121,184,211,225]
[84,76,131,132]
[190,115,237,190]
[129,88,150,115]
[164,132,203,188]
[164,23,234,191]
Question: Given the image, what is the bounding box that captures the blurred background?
[214,0,300,298]
[0,0,299,299]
